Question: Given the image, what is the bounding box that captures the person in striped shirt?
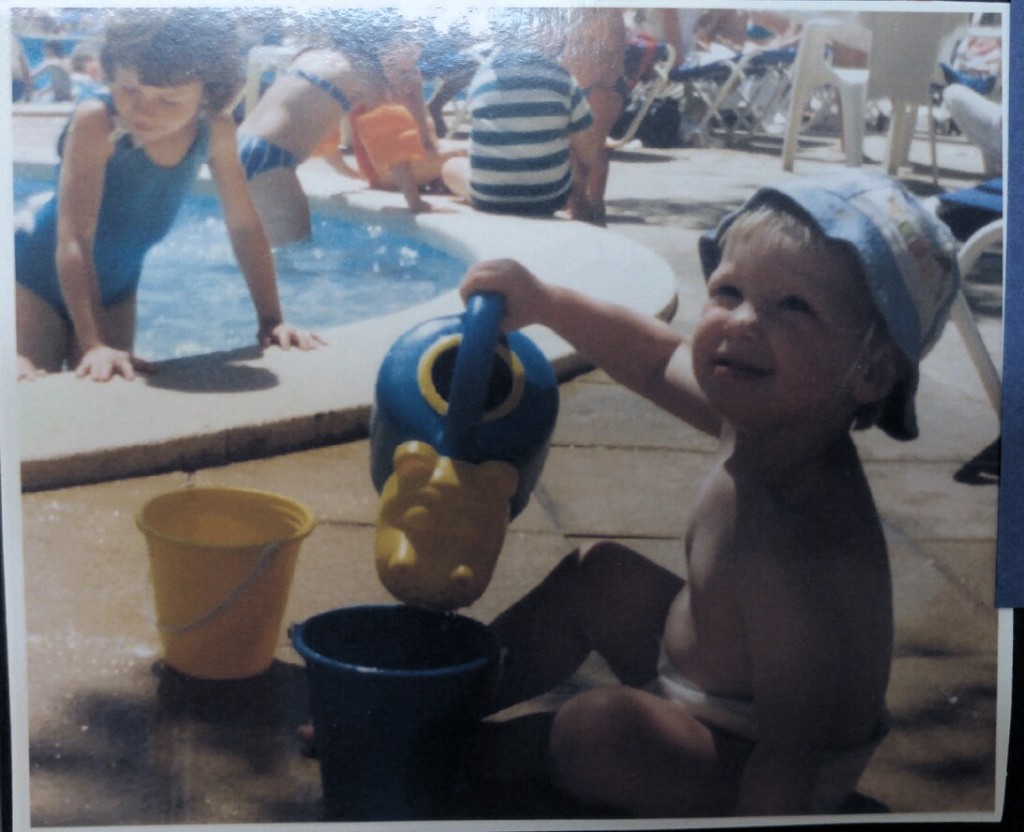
[440,9,601,221]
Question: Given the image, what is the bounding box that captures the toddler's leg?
[16,284,72,374]
[490,541,683,711]
[549,685,734,816]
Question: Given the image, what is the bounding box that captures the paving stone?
[537,445,711,539]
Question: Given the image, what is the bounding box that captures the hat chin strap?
[833,321,878,405]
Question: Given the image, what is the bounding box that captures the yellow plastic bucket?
[136,487,315,680]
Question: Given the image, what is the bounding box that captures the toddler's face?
[693,227,879,433]
[109,66,204,146]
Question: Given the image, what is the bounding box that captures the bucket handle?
[147,541,282,635]
[441,292,505,459]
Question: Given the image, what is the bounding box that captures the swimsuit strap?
[288,68,352,111]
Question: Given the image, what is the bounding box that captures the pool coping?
[16,172,678,492]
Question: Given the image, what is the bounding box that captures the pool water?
[14,179,467,360]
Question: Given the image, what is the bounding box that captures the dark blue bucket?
[291,605,501,820]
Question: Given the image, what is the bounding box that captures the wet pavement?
[9,114,1005,826]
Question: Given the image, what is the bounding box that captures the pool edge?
[17,186,679,493]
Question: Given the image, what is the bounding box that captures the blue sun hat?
[698,169,960,441]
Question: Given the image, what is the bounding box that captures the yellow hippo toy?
[375,441,519,609]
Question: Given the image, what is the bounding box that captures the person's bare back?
[241,48,387,162]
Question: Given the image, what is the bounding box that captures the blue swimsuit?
[237,68,352,180]
[238,134,298,179]
[287,68,352,111]
[15,94,211,316]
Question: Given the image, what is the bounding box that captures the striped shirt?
[467,50,594,215]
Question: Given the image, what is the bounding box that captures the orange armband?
[352,104,427,174]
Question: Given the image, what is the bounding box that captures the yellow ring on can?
[417,334,526,424]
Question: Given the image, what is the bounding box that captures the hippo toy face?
[374,441,519,609]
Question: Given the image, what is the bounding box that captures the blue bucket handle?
[440,292,505,459]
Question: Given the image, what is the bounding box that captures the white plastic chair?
[859,12,969,179]
[682,46,797,144]
[950,218,1003,415]
[781,16,871,171]
[608,43,675,148]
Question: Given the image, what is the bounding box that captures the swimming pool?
[16,159,679,492]
[14,178,467,359]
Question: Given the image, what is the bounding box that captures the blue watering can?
[370,293,559,608]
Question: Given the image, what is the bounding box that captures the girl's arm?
[56,100,149,380]
[460,259,721,435]
[206,114,323,350]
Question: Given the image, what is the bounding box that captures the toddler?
[461,170,959,816]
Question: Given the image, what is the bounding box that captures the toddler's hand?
[459,259,549,332]
[260,322,326,351]
[75,344,154,382]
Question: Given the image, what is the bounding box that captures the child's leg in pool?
[247,167,312,247]
[16,283,72,375]
[489,541,684,712]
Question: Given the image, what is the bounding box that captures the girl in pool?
[15,9,323,382]
[238,9,460,247]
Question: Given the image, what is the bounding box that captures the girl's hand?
[75,344,155,382]
[17,355,47,382]
[459,259,550,332]
[258,321,326,351]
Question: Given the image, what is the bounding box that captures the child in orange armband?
[352,104,432,211]
[351,103,467,208]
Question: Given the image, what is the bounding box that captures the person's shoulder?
[206,111,237,136]
[70,95,113,121]
[205,112,240,155]
[64,97,116,143]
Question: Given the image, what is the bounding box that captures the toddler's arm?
[461,259,720,434]
[207,115,324,350]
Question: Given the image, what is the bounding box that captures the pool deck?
[9,112,1006,826]
[15,141,678,491]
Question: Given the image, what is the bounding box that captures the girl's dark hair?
[100,8,242,112]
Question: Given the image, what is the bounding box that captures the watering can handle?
[441,292,505,459]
